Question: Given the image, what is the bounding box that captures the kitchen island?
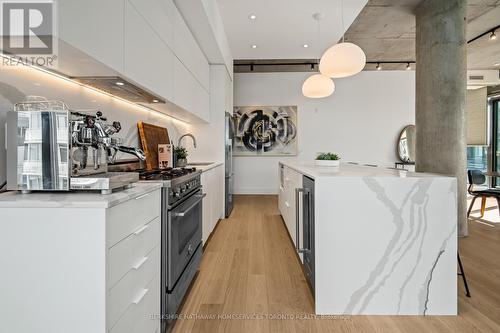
[278,161,457,316]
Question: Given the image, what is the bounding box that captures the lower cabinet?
[278,164,303,260]
[0,186,162,333]
[201,165,224,244]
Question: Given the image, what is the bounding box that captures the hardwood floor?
[172,195,500,333]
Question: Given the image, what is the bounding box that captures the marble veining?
[344,178,435,314]
[311,167,457,315]
[420,226,456,315]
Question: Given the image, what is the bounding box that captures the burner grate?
[137,167,197,180]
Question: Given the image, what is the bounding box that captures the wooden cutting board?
[137,121,170,170]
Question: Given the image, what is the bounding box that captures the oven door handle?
[171,193,206,217]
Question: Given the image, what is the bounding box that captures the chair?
[467,170,500,217]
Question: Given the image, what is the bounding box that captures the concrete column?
[415,0,467,236]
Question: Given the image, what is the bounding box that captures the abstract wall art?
[233,106,298,156]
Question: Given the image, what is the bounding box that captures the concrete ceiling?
[344,0,500,70]
[216,0,368,59]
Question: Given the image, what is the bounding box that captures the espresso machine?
[6,97,146,194]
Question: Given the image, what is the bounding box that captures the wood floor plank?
[172,195,500,333]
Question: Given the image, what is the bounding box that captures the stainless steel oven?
[166,188,203,287]
[160,173,204,332]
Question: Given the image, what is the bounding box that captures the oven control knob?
[174,189,181,197]
[187,244,193,255]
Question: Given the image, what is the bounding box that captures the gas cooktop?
[136,167,198,180]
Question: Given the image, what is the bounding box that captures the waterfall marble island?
[278,161,457,315]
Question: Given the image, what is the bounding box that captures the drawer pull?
[132,288,149,305]
[135,192,151,200]
[133,224,149,235]
[132,256,149,270]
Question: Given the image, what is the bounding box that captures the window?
[467,146,488,172]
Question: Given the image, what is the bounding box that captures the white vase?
[315,159,340,167]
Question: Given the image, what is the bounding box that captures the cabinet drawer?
[108,245,160,328]
[109,273,160,333]
[108,218,160,289]
[107,189,161,247]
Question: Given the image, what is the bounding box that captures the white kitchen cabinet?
[172,5,210,91]
[173,57,210,122]
[201,164,224,244]
[278,164,303,259]
[124,1,174,101]
[128,0,175,48]
[0,185,161,333]
[58,0,125,73]
[57,0,212,123]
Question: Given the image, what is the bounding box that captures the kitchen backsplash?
[0,64,191,183]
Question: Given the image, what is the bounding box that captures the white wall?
[0,64,191,185]
[233,71,415,194]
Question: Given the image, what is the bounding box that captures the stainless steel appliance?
[109,163,204,333]
[142,168,203,333]
[296,175,315,291]
[6,98,146,194]
[225,112,234,217]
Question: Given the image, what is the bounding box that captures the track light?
[491,30,497,40]
[376,63,381,71]
[406,63,411,70]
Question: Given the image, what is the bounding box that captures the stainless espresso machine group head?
[6,97,146,194]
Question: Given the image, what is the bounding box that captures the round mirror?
[398,125,416,163]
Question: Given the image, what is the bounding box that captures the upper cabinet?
[172,7,210,92]
[124,1,174,102]
[57,0,211,123]
[128,0,175,48]
[58,0,125,73]
[173,58,210,121]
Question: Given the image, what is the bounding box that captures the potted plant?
[174,146,188,167]
[315,152,341,167]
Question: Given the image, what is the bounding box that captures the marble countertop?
[280,161,454,179]
[187,162,223,173]
[0,182,162,209]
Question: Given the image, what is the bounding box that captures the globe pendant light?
[302,74,335,98]
[302,13,335,99]
[319,0,366,78]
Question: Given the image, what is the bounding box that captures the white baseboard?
[234,187,279,195]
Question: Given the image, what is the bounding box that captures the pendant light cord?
[317,15,321,64]
[341,0,345,43]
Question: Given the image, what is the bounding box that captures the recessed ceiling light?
[249,14,257,20]
[303,44,309,48]
[152,99,159,103]
[251,44,257,49]
[115,81,124,86]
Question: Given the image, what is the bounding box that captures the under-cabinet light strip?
[0,53,188,125]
